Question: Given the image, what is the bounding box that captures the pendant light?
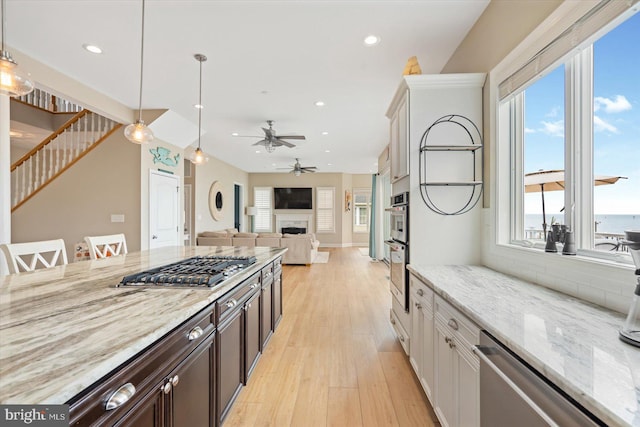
[124,0,154,144]
[191,53,207,165]
[0,0,34,97]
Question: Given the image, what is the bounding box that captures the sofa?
[196,230,319,265]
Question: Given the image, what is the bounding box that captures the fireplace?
[275,213,313,235]
[282,227,306,235]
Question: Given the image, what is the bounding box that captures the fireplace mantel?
[275,213,313,234]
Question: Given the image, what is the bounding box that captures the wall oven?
[385,192,409,311]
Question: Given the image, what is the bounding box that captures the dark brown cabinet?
[113,387,164,427]
[273,258,283,328]
[261,277,273,349]
[244,290,262,383]
[217,307,244,423]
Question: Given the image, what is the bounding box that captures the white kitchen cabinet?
[433,296,480,427]
[387,88,409,183]
[409,274,435,403]
[390,308,410,355]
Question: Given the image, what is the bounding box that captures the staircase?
[10,92,122,212]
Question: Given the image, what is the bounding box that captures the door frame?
[149,169,181,248]
[233,182,245,231]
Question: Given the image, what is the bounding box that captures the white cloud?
[545,106,561,118]
[594,115,618,133]
[540,120,564,137]
[594,95,632,114]
[525,127,536,134]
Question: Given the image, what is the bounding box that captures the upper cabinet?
[387,88,409,183]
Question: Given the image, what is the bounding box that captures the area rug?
[359,247,370,256]
[313,252,330,263]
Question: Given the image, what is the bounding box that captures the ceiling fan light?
[124,120,154,144]
[266,143,276,153]
[0,52,34,97]
[294,170,301,177]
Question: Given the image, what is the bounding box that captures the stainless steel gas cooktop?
[118,255,257,288]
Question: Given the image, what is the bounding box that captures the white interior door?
[149,170,180,249]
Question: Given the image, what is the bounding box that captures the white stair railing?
[14,88,83,113]
[11,110,121,211]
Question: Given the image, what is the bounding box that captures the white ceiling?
[6,0,489,174]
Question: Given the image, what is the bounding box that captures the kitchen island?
[0,245,285,413]
[408,264,640,427]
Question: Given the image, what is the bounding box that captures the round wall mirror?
[208,181,224,221]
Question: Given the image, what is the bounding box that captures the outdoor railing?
[524,229,628,252]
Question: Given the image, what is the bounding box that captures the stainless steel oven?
[385,192,409,311]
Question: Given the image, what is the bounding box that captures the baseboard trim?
[319,243,369,248]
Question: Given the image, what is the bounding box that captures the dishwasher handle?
[474,345,560,427]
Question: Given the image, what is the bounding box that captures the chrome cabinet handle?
[417,289,424,297]
[448,318,459,331]
[445,336,451,344]
[162,382,172,394]
[399,335,405,342]
[105,383,136,410]
[171,375,179,387]
[390,318,396,325]
[225,299,237,308]
[415,303,422,310]
[249,283,258,290]
[188,326,203,341]
[449,341,456,349]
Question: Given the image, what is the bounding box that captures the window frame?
[352,188,371,234]
[316,187,335,233]
[253,187,273,233]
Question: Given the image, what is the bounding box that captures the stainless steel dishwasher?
[475,331,604,426]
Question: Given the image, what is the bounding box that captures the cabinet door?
[273,272,282,328]
[421,306,435,403]
[454,346,479,427]
[113,388,164,427]
[390,109,400,182]
[217,308,244,424]
[261,280,273,350]
[169,333,215,427]
[409,294,423,377]
[245,290,261,383]
[396,94,409,179]
[434,323,454,427]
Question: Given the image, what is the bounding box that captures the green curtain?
[368,174,377,258]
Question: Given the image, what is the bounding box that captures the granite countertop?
[0,245,286,405]
[407,264,640,427]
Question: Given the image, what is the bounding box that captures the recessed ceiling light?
[325,150,330,153]
[314,101,325,107]
[321,131,329,135]
[194,104,204,109]
[327,163,332,166]
[83,44,103,54]
[255,150,261,154]
[364,35,380,46]
[231,132,239,136]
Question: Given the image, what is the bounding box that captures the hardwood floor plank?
[223,248,437,427]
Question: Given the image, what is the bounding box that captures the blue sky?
[523,11,640,215]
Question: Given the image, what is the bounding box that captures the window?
[316,187,335,233]
[254,187,272,232]
[353,189,371,233]
[501,4,639,261]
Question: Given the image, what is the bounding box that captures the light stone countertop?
[407,264,640,427]
[0,245,286,405]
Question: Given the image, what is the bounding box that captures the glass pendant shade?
[124,119,154,144]
[192,147,205,164]
[0,53,34,97]
[266,142,275,153]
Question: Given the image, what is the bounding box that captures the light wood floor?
[224,247,440,427]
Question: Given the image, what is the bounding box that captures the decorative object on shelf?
[190,53,208,164]
[149,146,180,167]
[402,56,422,76]
[208,181,224,221]
[0,0,34,96]
[345,190,352,211]
[561,230,576,255]
[545,231,558,253]
[124,0,154,144]
[419,114,483,215]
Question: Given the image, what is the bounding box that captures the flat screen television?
[274,187,313,209]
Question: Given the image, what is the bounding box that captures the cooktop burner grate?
[119,255,257,288]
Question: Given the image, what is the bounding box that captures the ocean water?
[525,214,640,234]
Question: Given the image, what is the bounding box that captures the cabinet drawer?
[409,274,433,312]
[435,296,479,351]
[217,272,261,323]
[262,263,274,286]
[273,256,282,274]
[69,305,215,426]
[390,309,410,355]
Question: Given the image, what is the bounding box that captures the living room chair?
[84,234,128,259]
[0,239,68,274]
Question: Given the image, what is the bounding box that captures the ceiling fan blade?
[252,139,268,146]
[233,135,263,138]
[276,135,306,140]
[262,127,275,138]
[301,166,317,169]
[275,138,296,148]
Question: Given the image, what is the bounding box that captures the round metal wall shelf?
[419,114,483,215]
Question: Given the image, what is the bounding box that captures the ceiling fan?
[235,120,306,153]
[278,158,317,176]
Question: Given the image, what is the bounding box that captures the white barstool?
[84,234,128,259]
[0,239,68,274]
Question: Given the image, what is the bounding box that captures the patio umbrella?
[524,169,626,236]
